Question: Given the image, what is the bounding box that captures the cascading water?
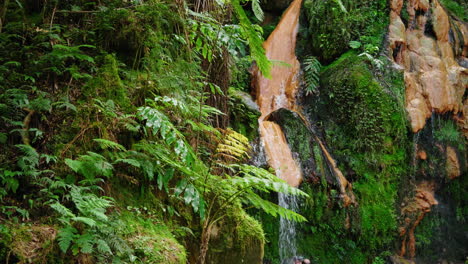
[251,0,304,261]
[278,193,300,264]
[252,0,303,187]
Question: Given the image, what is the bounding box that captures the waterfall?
[278,193,301,264]
[250,0,308,261]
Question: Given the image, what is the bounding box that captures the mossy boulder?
[206,205,265,264]
[294,52,411,262]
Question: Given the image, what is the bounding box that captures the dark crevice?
[424,18,437,39]
[393,42,403,61]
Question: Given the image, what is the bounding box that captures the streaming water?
[278,193,300,264]
[251,0,304,261]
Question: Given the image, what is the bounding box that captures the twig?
[0,0,10,33]
[22,108,35,145]
[60,125,90,157]
[49,3,57,30]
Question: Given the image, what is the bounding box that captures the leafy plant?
[52,184,134,261]
[65,152,113,180]
[303,56,322,95]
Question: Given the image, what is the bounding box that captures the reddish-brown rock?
[446,146,461,179]
[388,0,468,133]
[399,181,438,259]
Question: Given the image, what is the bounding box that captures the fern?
[215,129,251,163]
[93,138,126,151]
[303,56,322,95]
[96,239,112,255]
[251,0,264,21]
[231,0,271,77]
[72,216,97,227]
[75,233,95,254]
[15,144,41,177]
[57,226,78,253]
[65,152,113,179]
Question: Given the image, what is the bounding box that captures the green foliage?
[231,0,272,77]
[65,152,113,180]
[303,0,388,62]
[51,184,134,261]
[303,56,322,95]
[229,164,308,222]
[349,40,383,69]
[440,0,468,21]
[434,119,466,150]
[297,52,410,261]
[251,0,264,22]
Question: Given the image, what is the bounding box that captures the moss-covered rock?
[293,52,411,262]
[0,224,57,263]
[205,205,265,264]
[118,211,187,264]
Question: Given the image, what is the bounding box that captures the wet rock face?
[398,181,438,259]
[388,0,468,133]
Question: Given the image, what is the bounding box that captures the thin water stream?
[278,193,300,264]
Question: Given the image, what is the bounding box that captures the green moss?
[440,0,468,21]
[84,54,131,109]
[270,109,313,173]
[296,52,411,262]
[207,203,265,264]
[118,211,187,263]
[0,224,58,263]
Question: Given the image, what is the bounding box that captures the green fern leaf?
[58,226,77,253]
[76,233,94,254]
[252,0,264,21]
[97,239,112,255]
[93,139,126,151]
[231,0,271,77]
[303,56,321,95]
[72,216,96,227]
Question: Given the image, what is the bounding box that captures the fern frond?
[93,138,126,151]
[51,202,76,219]
[65,152,113,179]
[75,233,95,254]
[72,216,97,227]
[96,239,112,255]
[231,0,271,77]
[251,0,264,21]
[215,129,251,163]
[58,226,77,253]
[113,158,141,168]
[244,192,307,222]
[303,56,321,95]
